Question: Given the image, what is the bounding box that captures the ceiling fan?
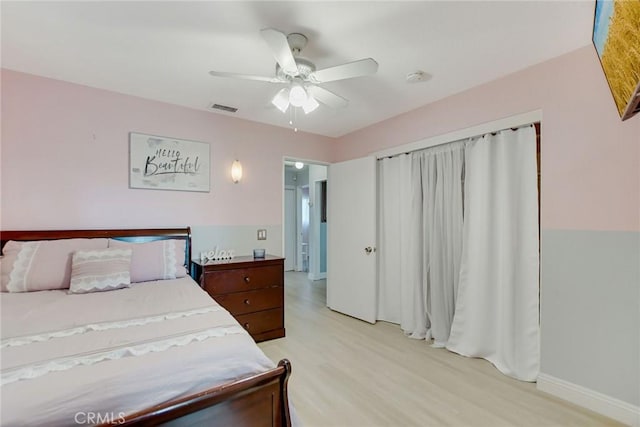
[209,28,378,114]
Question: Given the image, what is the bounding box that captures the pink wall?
[334,46,640,232]
[3,46,638,232]
[1,70,334,229]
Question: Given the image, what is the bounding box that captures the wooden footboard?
[114,359,292,427]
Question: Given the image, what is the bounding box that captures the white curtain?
[377,124,540,382]
[446,126,540,381]
[377,154,415,326]
[377,142,464,343]
[414,142,464,346]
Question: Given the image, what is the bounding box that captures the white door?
[327,156,377,323]
[284,187,296,271]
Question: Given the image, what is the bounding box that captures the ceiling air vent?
[210,103,238,113]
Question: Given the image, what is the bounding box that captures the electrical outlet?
[257,229,267,240]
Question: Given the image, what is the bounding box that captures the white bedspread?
[0,277,276,426]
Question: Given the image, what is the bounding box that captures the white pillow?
[108,239,187,283]
[69,248,132,294]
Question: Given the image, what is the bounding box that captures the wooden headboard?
[0,227,193,277]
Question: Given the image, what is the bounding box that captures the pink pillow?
[108,239,187,283]
[1,238,109,292]
[69,248,132,294]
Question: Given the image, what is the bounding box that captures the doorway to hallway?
[283,159,327,280]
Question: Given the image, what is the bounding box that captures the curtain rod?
[377,123,536,160]
[374,110,542,160]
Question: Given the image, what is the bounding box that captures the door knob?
[364,246,376,254]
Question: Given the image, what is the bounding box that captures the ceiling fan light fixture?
[289,84,307,107]
[302,95,319,114]
[272,88,290,113]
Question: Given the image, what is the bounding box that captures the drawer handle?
[244,299,250,305]
[243,276,251,283]
[243,322,250,330]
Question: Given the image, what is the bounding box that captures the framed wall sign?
[129,132,210,192]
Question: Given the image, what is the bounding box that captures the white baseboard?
[308,272,327,281]
[537,373,640,426]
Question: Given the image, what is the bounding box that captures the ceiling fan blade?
[307,85,348,109]
[260,28,299,77]
[209,70,284,83]
[308,58,378,83]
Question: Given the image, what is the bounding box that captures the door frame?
[284,185,297,271]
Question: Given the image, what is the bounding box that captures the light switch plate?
[257,229,267,240]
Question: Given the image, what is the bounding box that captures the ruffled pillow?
[69,248,132,294]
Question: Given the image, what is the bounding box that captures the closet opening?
[376,121,542,381]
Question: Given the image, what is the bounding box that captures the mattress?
[0,277,276,426]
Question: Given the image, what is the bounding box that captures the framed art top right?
[592,0,640,121]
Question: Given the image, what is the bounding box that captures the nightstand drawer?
[213,288,283,316]
[236,308,283,336]
[203,265,282,294]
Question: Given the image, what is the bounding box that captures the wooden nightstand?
[192,255,285,342]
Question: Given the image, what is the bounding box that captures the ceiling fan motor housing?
[277,57,316,80]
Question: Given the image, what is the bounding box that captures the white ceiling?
[1,1,594,138]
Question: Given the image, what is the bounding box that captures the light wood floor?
[259,272,620,427]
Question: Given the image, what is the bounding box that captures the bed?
[0,227,292,426]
